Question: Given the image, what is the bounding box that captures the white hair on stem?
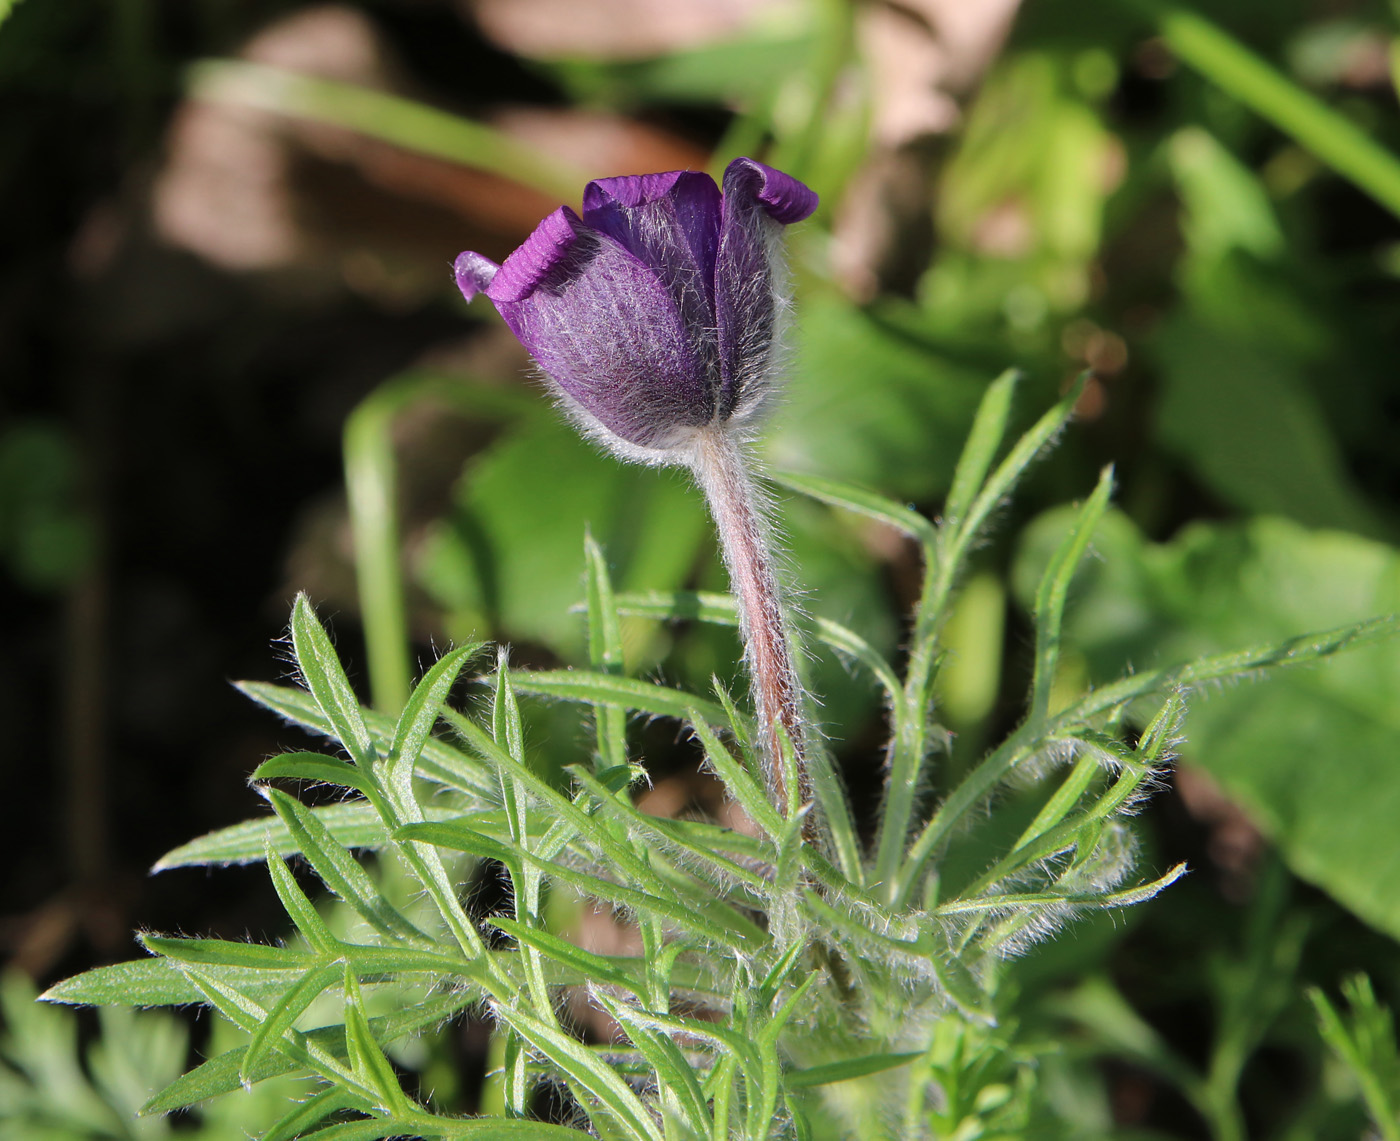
[689,424,816,840]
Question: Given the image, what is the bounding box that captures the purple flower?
[454,157,818,462]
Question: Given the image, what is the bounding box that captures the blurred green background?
[3,0,1400,1136]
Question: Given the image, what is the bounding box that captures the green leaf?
[1028,467,1114,726]
[236,680,498,799]
[776,295,989,502]
[290,595,376,768]
[252,752,380,798]
[1016,510,1400,938]
[487,917,640,993]
[503,669,732,729]
[154,801,463,869]
[265,787,430,944]
[342,967,416,1115]
[942,369,1021,533]
[932,862,1186,916]
[387,643,480,796]
[262,1085,371,1141]
[141,936,313,971]
[768,470,937,550]
[400,820,766,951]
[1128,0,1400,220]
[141,990,476,1114]
[493,1006,663,1141]
[612,589,900,701]
[689,710,783,841]
[566,765,769,893]
[40,957,212,1007]
[418,413,708,658]
[241,962,343,1084]
[1308,976,1400,1141]
[595,995,711,1134]
[266,843,339,954]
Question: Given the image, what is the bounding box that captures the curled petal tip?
[489,207,584,303]
[723,157,818,224]
[454,251,499,302]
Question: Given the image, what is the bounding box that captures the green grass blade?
[344,379,412,714]
[1125,0,1400,221]
[186,59,586,202]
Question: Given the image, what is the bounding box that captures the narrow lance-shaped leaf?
[612,590,901,701]
[942,368,1021,532]
[236,680,499,800]
[386,642,479,801]
[240,961,344,1085]
[502,669,733,728]
[262,1086,372,1141]
[595,994,712,1135]
[769,470,938,549]
[585,531,629,771]
[1028,466,1114,727]
[493,1005,664,1141]
[343,966,417,1116]
[264,786,430,944]
[265,839,339,954]
[290,595,376,767]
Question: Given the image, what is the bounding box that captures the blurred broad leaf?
[1155,128,1388,537]
[1014,508,1400,939]
[418,411,708,656]
[774,294,988,500]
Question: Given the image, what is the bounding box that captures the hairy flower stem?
[692,427,814,831]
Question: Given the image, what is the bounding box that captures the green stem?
[344,383,415,714]
[1125,0,1400,221]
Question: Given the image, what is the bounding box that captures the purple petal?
[484,207,580,303]
[721,157,819,226]
[582,170,723,373]
[454,251,499,302]
[714,158,818,419]
[483,207,713,450]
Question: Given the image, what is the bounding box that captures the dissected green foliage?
[43,375,1390,1140]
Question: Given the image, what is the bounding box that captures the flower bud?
[454,157,817,465]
